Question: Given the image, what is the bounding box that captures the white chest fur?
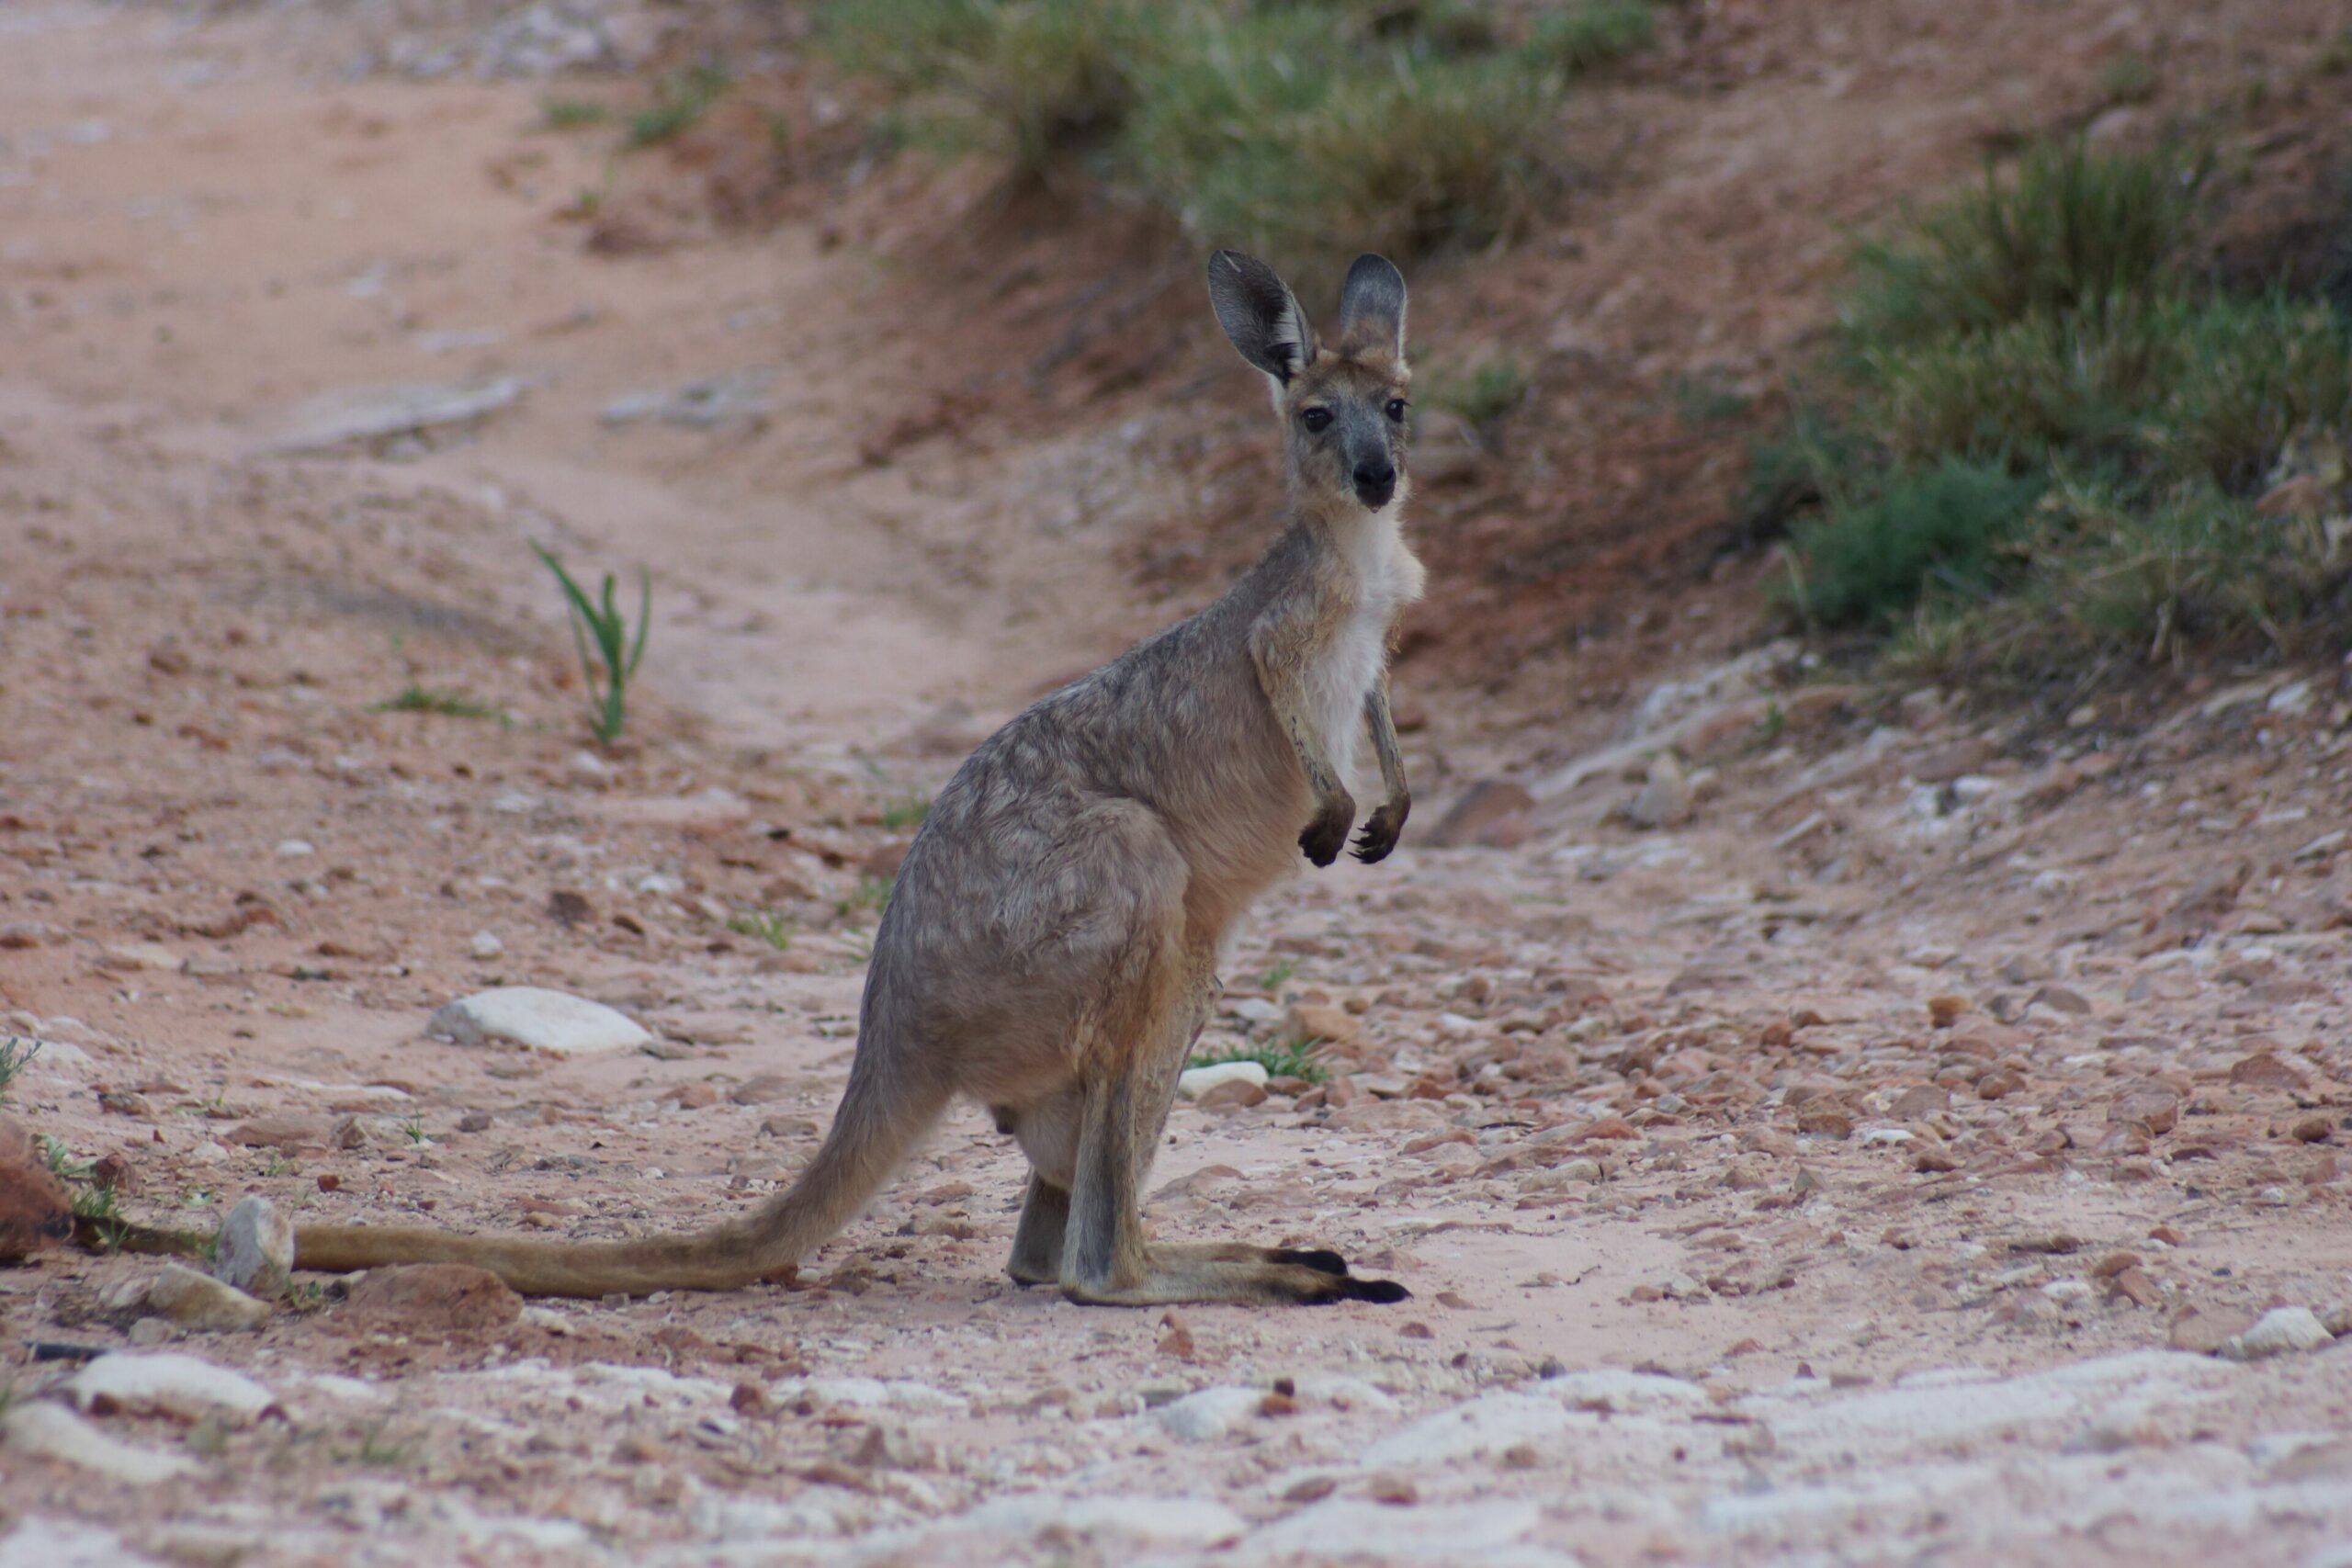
[1306,506,1425,780]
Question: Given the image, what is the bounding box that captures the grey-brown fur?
[292,250,1423,1306]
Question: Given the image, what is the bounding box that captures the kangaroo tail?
[293,1055,947,1299]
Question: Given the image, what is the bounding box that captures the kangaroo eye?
[1299,407,1332,433]
[1385,399,1408,423]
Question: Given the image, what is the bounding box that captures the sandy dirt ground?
[4,3,2352,1565]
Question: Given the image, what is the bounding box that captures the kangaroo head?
[1208,250,1410,513]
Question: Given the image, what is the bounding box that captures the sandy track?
[4,5,2352,1564]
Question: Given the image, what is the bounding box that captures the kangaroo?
[291,250,1423,1305]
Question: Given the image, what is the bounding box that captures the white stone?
[263,377,530,454]
[1248,1499,1555,1562]
[1177,1062,1270,1101]
[1152,1384,1265,1441]
[1227,997,1282,1024]
[429,987,651,1057]
[0,1517,163,1568]
[275,839,315,857]
[69,1352,275,1423]
[946,1493,1244,1547]
[3,1404,198,1484]
[100,942,182,972]
[1537,1368,1714,1412]
[2221,1306,2334,1360]
[792,1376,968,1415]
[213,1195,294,1297]
[469,931,505,960]
[1626,751,1693,829]
[1359,1393,1575,1467]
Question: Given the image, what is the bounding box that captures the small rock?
[2291,1115,2334,1145]
[1423,780,1535,849]
[670,1081,721,1111]
[1796,1104,1852,1138]
[144,1265,270,1332]
[1195,1077,1269,1111]
[429,987,651,1057]
[2109,1083,2180,1134]
[1892,1085,1950,1118]
[2169,1307,2257,1355]
[1152,1385,1262,1441]
[2219,1306,2334,1360]
[127,1317,177,1347]
[1177,1062,1269,1101]
[600,367,775,429]
[339,1263,522,1334]
[99,942,183,973]
[469,931,505,960]
[1927,996,1966,1028]
[68,1351,274,1423]
[2229,1054,2309,1092]
[2030,985,2092,1016]
[1282,1002,1359,1046]
[3,1402,198,1484]
[264,377,530,455]
[213,1197,294,1298]
[227,1117,332,1153]
[1625,753,1693,829]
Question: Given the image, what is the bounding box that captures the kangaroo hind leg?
[1051,858,1404,1305]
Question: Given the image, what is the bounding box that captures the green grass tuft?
[1189,1036,1329,1083]
[628,66,731,148]
[533,543,651,746]
[1841,141,2199,349]
[0,1036,39,1101]
[879,791,933,830]
[1424,355,1531,440]
[540,97,609,130]
[1761,137,2352,692]
[820,0,1645,262]
[726,908,795,950]
[371,685,507,723]
[1524,0,1657,74]
[1783,457,2047,628]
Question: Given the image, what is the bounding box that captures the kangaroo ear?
[1337,254,1407,358]
[1208,250,1316,385]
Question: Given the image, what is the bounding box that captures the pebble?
[68,1352,274,1423]
[2,1403,198,1484]
[1249,1499,1544,1561]
[428,987,652,1057]
[1626,752,1694,829]
[1176,1062,1269,1101]
[274,839,315,857]
[2219,1306,2335,1361]
[339,1264,522,1334]
[469,931,505,960]
[1152,1385,1265,1441]
[263,377,530,454]
[213,1196,294,1298]
[1194,1077,1268,1110]
[145,1264,271,1332]
[1283,1002,1360,1045]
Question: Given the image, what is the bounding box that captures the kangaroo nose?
[1352,460,1396,504]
